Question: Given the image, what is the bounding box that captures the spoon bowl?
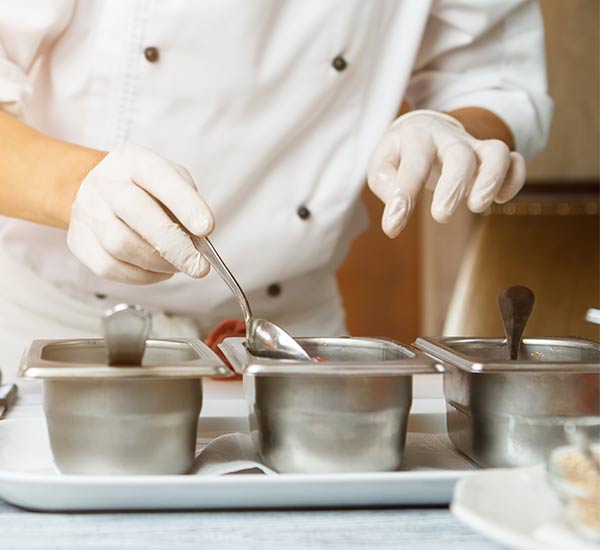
[246,318,311,360]
[497,285,535,360]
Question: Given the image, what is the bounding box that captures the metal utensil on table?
[564,421,600,474]
[586,308,600,325]
[191,236,311,361]
[102,304,151,365]
[498,285,536,360]
[0,383,17,419]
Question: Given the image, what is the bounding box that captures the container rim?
[19,338,233,380]
[219,337,444,376]
[413,336,600,373]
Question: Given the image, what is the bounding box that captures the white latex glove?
[367,110,526,238]
[68,144,214,284]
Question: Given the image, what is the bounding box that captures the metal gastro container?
[219,336,442,473]
[414,337,600,467]
[19,338,232,475]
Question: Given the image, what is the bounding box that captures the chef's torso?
[1,0,432,328]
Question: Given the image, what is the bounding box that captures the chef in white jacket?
[0,0,552,380]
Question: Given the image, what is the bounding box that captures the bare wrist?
[45,144,107,228]
[446,107,515,150]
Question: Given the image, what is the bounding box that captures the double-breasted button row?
[144,47,346,71]
[141,44,329,300]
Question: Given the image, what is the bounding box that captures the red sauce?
[205,319,328,378]
[205,319,246,380]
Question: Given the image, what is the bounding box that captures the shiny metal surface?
[220,337,441,473]
[220,337,442,376]
[246,320,311,361]
[497,286,535,360]
[102,304,150,366]
[415,337,600,372]
[44,378,202,475]
[414,337,600,467]
[20,339,231,379]
[20,338,230,475]
[191,236,311,361]
[0,384,17,419]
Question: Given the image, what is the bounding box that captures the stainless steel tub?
[414,337,600,467]
[19,338,232,475]
[219,337,441,473]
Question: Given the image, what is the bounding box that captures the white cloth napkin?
[190,431,477,476]
[191,433,276,475]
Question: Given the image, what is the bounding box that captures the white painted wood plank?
[0,502,501,550]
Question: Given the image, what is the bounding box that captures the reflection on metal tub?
[414,336,600,467]
[220,336,442,473]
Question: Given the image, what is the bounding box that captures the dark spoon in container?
[498,285,535,360]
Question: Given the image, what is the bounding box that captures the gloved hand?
[367,110,526,238]
[67,143,214,284]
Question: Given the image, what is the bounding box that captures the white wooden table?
[0,378,502,550]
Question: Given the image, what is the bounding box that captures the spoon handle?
[102,304,150,366]
[498,286,535,360]
[191,236,253,327]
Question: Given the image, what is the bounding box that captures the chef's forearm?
[0,110,106,228]
[446,107,515,151]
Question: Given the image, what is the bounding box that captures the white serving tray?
[0,412,476,512]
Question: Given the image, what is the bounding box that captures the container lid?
[414,337,600,373]
[219,337,443,376]
[19,338,233,380]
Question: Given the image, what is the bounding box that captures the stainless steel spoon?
[498,285,535,360]
[191,236,311,361]
[102,304,151,365]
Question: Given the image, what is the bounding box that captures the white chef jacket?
[0,0,552,336]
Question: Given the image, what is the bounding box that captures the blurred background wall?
[338,0,599,342]
[527,0,599,180]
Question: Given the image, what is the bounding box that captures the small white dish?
[451,465,598,550]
